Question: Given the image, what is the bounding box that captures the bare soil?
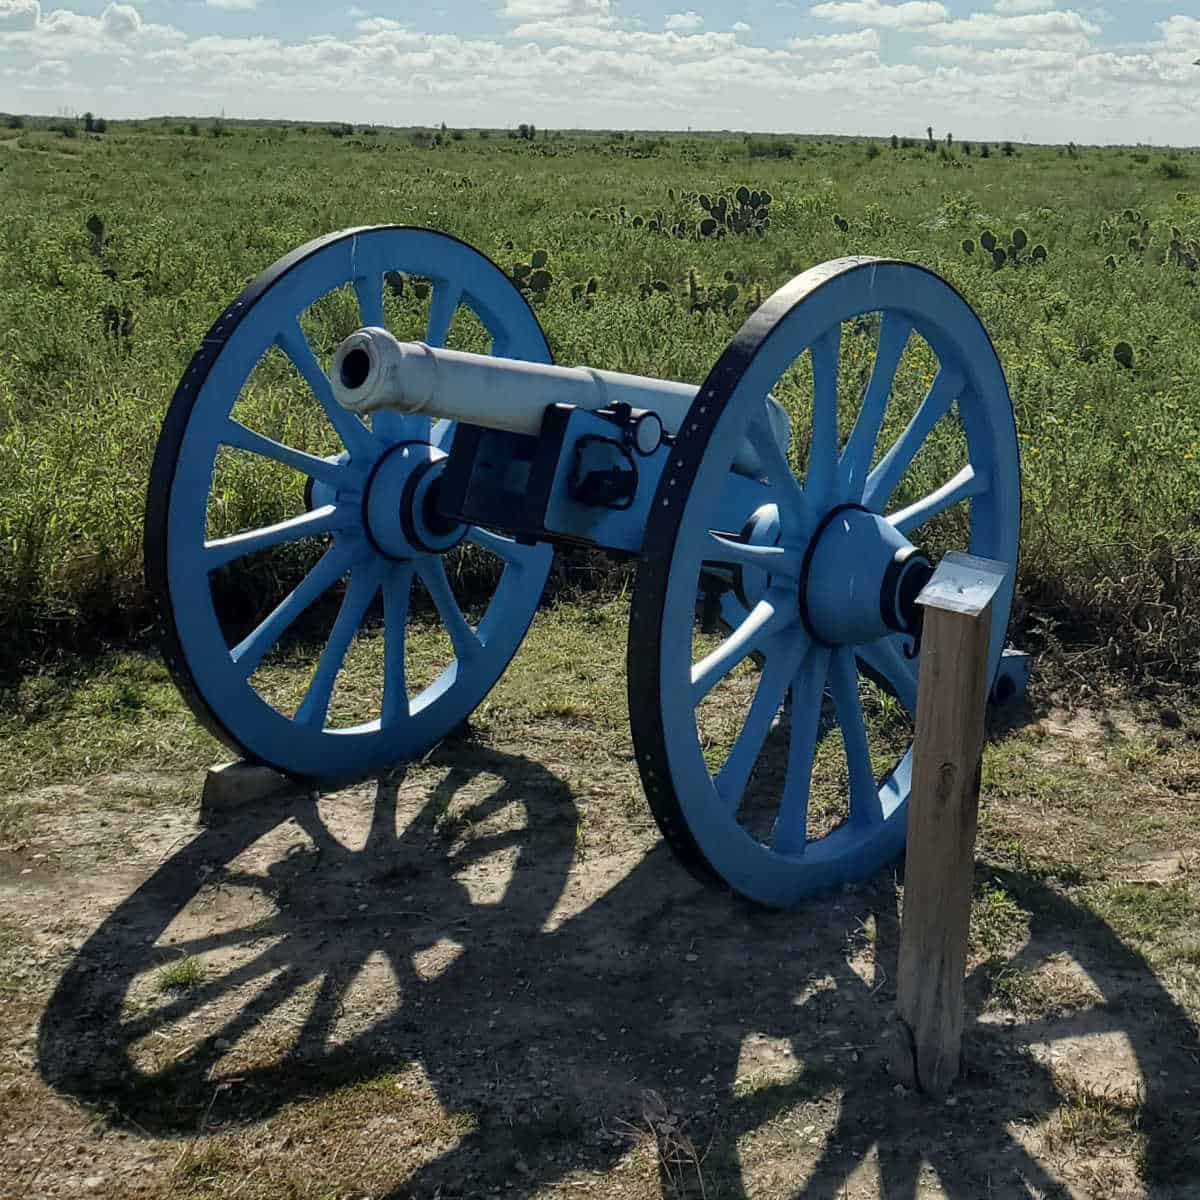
[2,673,1200,1199]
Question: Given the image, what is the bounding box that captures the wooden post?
[890,552,1009,1097]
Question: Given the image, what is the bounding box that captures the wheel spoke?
[830,646,882,827]
[705,531,802,582]
[205,506,343,571]
[691,591,795,706]
[417,557,481,662]
[489,321,522,358]
[382,564,413,725]
[295,558,384,728]
[351,246,385,328]
[806,326,841,509]
[276,322,374,460]
[746,403,814,531]
[888,464,988,537]
[221,420,346,487]
[856,632,919,713]
[773,645,831,854]
[839,314,913,501]
[467,525,525,566]
[375,410,429,442]
[426,282,462,349]
[862,366,963,513]
[230,541,355,677]
[716,633,810,809]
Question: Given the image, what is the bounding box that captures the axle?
[330,327,790,478]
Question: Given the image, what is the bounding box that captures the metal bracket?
[991,648,1032,705]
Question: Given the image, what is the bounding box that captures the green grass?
[1,123,1199,675]
[1090,880,1195,942]
[1045,1069,1146,1158]
[970,878,1031,956]
[157,955,205,993]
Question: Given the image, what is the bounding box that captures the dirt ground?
[2,648,1200,1199]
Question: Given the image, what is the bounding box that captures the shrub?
[1156,160,1187,181]
[747,137,794,159]
[6,114,23,129]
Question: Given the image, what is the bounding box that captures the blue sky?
[1,1,1197,143]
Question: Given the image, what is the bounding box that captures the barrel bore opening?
[339,348,371,390]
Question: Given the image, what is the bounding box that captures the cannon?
[145,226,1020,907]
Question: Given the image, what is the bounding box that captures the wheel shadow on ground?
[37,741,1200,1199]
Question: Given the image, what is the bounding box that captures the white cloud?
[1159,15,1200,44]
[0,0,38,32]
[665,10,702,30]
[207,0,260,8]
[101,3,141,36]
[810,0,947,29]
[914,42,1074,68]
[502,0,610,19]
[993,0,1054,12]
[926,9,1101,43]
[40,8,99,36]
[508,21,741,55]
[791,27,881,50]
[732,20,751,31]
[356,17,405,33]
[0,0,1194,144]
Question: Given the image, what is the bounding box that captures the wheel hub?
[735,504,782,609]
[362,441,466,560]
[799,505,932,647]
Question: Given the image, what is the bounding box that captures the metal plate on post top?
[916,551,1010,618]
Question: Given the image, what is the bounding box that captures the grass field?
[2,118,1200,1199]
[1,119,1199,674]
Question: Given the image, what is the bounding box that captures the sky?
[0,1,1196,145]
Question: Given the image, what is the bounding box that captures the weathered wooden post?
[890,552,1010,1097]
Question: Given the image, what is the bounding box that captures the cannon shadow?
[37,736,1200,1199]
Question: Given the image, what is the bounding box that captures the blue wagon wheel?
[145,227,553,782]
[629,259,1020,907]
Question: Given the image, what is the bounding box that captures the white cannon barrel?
[331,327,790,478]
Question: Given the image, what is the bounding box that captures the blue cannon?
[145,227,1021,907]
